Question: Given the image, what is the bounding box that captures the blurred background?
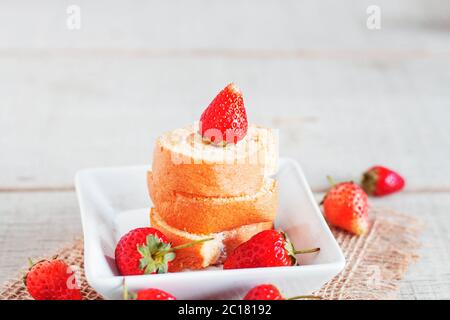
[1,0,450,298]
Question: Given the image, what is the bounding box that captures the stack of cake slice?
[148,124,279,271]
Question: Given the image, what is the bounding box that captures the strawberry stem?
[326,175,336,187]
[293,247,320,255]
[27,258,34,268]
[122,279,137,300]
[122,279,129,301]
[170,237,215,252]
[287,295,322,300]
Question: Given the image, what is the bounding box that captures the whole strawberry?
[322,178,369,235]
[25,259,82,300]
[124,287,176,300]
[115,227,213,275]
[199,83,248,145]
[223,230,319,270]
[136,288,176,300]
[244,284,284,300]
[362,166,405,196]
[115,227,172,275]
[244,284,321,300]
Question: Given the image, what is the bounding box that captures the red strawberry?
[361,166,405,196]
[136,288,176,300]
[244,284,321,300]
[122,281,176,300]
[25,259,82,300]
[123,287,176,300]
[322,177,369,235]
[199,83,248,145]
[123,280,176,300]
[223,230,319,270]
[115,228,171,275]
[244,284,284,300]
[115,227,213,275]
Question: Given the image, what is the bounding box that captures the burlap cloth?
[0,207,422,300]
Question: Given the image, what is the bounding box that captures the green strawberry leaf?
[282,232,298,266]
[137,234,175,274]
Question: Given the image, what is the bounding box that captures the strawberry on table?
[361,165,405,196]
[199,83,248,145]
[244,284,284,300]
[124,287,176,300]
[223,230,319,270]
[135,288,176,300]
[25,259,82,300]
[244,284,321,300]
[115,227,213,275]
[322,177,369,235]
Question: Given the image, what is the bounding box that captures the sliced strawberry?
[199,83,248,145]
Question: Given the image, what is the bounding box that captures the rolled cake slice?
[148,171,278,234]
[151,124,278,198]
[150,208,273,272]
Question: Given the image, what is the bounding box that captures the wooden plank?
[1,57,449,190]
[1,0,449,300]
[0,192,81,285]
[371,194,450,299]
[0,0,449,52]
[314,192,450,299]
[1,191,449,299]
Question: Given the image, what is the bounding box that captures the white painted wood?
[1,57,449,191]
[365,194,450,300]
[1,192,449,299]
[0,192,82,285]
[1,0,449,52]
[1,0,450,299]
[314,193,450,299]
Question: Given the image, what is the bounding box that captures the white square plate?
[75,158,345,300]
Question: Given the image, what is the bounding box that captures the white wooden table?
[1,0,449,299]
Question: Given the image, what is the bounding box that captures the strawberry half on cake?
[199,83,248,146]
